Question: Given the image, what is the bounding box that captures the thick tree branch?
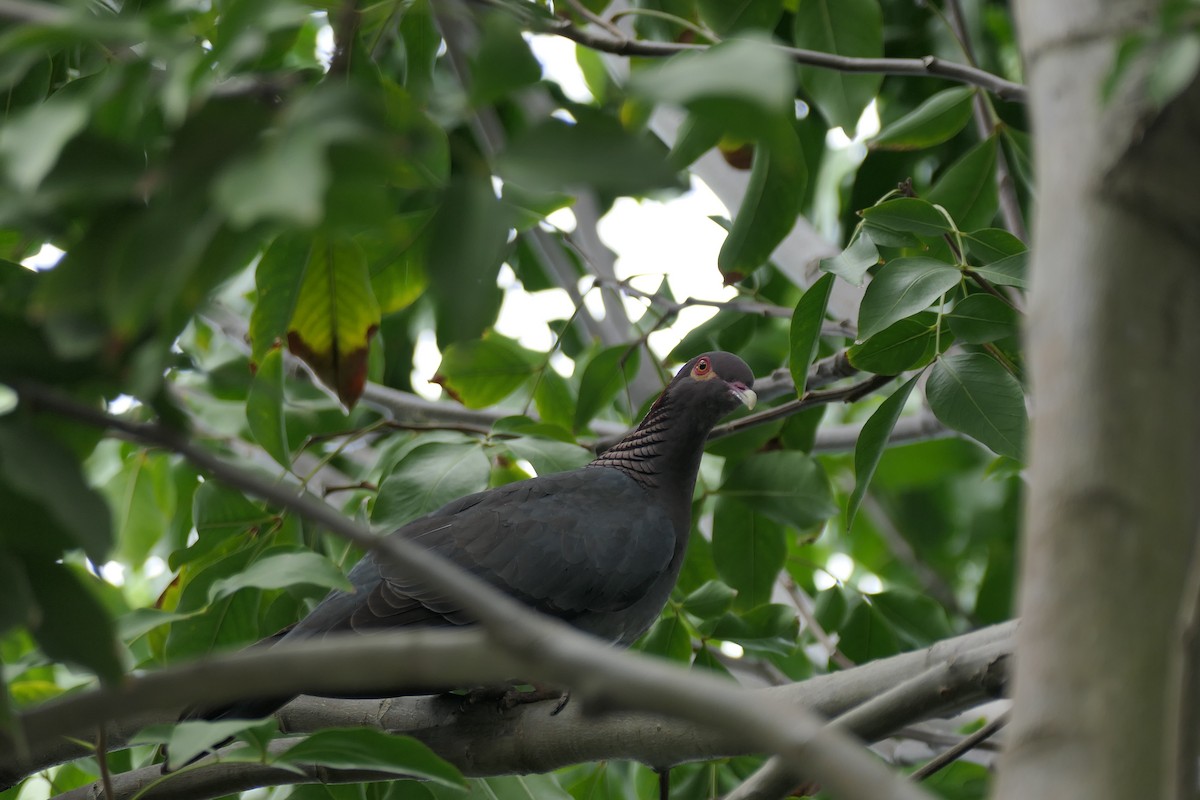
[536,17,1027,102]
[7,621,1014,787]
[10,381,937,800]
[22,627,1012,799]
[726,642,1010,800]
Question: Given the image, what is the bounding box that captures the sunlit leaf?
[207,551,351,604]
[433,338,538,409]
[870,87,975,151]
[286,236,381,409]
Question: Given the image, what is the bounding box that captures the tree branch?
[6,620,1015,788]
[536,17,1027,102]
[28,631,1012,800]
[705,641,1010,800]
[9,381,938,800]
[910,711,1008,782]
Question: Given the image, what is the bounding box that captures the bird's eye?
[694,358,710,375]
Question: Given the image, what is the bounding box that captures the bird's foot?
[499,683,569,714]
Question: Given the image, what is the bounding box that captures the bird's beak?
[731,384,757,411]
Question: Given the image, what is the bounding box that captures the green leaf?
[178,481,274,569]
[373,442,491,528]
[0,550,33,633]
[681,579,738,619]
[861,198,952,238]
[858,257,961,340]
[927,137,999,231]
[433,338,537,409]
[697,0,783,34]
[793,0,883,134]
[870,589,953,647]
[927,353,1026,461]
[287,236,381,409]
[629,37,795,129]
[277,729,465,788]
[847,314,938,374]
[97,446,176,566]
[962,228,1026,264]
[207,551,351,604]
[712,497,786,609]
[638,610,693,662]
[847,374,920,527]
[533,369,575,431]
[870,87,976,151]
[789,273,834,396]
[973,252,1028,289]
[718,450,836,530]
[247,347,291,467]
[573,345,640,431]
[497,116,682,196]
[838,599,901,662]
[0,93,90,191]
[0,422,112,562]
[162,718,272,770]
[25,560,122,683]
[214,128,329,227]
[250,233,312,364]
[505,436,592,476]
[717,126,807,283]
[469,12,543,107]
[819,230,879,286]
[704,604,798,650]
[947,294,1019,344]
[426,176,508,347]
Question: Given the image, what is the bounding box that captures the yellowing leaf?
[286,237,381,409]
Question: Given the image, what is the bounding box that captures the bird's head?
[656,351,757,423]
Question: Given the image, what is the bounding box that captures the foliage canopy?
[0,0,1042,798]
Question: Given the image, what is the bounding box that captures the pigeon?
[193,351,755,724]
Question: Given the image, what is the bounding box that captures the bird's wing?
[334,469,677,633]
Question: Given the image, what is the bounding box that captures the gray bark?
[998,3,1200,798]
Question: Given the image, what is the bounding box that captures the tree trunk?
[998,2,1200,798]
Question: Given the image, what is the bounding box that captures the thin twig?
[910,712,1009,782]
[939,0,1028,239]
[595,276,858,337]
[96,726,114,800]
[537,18,1027,102]
[780,576,855,670]
[710,373,895,440]
[564,0,624,37]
